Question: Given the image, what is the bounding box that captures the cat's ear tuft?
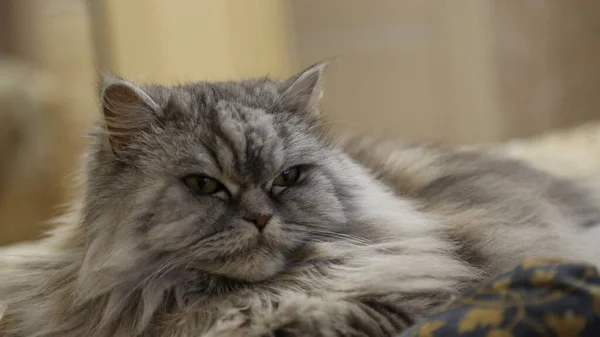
[282,60,329,118]
[100,74,159,156]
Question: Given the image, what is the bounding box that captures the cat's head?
[80,62,374,285]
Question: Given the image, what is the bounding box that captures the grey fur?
[1,63,599,337]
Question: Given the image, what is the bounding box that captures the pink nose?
[245,214,272,230]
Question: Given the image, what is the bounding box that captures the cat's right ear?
[100,74,159,157]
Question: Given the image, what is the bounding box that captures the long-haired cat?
[1,62,599,337]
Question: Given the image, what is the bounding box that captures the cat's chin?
[212,250,287,282]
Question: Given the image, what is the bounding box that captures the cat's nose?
[244,214,272,231]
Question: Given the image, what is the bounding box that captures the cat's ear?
[282,61,328,118]
[100,74,159,156]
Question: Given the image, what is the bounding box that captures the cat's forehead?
[209,100,285,181]
[155,83,297,184]
[140,80,283,119]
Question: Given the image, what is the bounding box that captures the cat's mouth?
[205,231,298,281]
[186,223,304,282]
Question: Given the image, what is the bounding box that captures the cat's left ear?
[282,60,329,118]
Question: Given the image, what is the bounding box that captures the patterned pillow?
[400,258,600,337]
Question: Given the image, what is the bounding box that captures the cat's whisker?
[290,224,373,242]
[284,224,374,246]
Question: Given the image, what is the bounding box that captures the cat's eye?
[273,166,301,187]
[183,175,224,195]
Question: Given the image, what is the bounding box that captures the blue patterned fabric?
[400,259,600,337]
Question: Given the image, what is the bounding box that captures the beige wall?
[289,0,600,144]
[493,1,600,139]
[0,0,97,245]
[289,0,501,144]
[101,0,297,82]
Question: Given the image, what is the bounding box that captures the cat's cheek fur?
[277,173,348,228]
[145,214,208,250]
[141,184,226,251]
[76,233,147,300]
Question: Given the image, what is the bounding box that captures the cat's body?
[1,63,599,337]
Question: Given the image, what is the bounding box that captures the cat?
[1,61,600,337]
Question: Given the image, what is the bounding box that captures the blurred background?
[1,0,599,246]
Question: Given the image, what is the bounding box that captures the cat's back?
[340,135,600,270]
[341,136,557,197]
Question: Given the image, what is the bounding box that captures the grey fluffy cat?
[1,62,600,337]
